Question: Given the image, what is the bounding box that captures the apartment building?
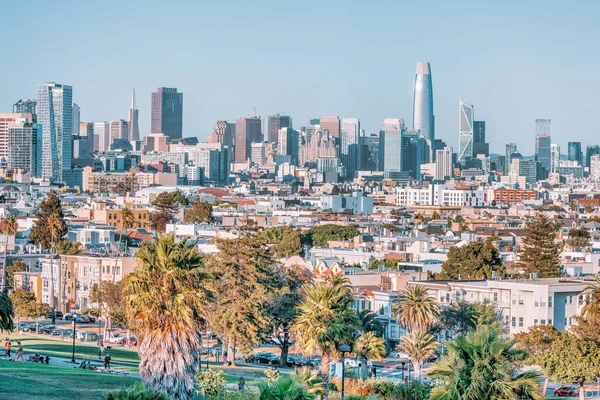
[76,206,151,230]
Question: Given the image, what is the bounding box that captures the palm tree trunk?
[50,242,55,324]
[321,354,330,400]
[543,378,549,397]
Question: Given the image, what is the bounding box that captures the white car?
[107,334,124,344]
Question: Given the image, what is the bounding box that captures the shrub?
[195,369,226,397]
[105,384,167,400]
[264,366,281,381]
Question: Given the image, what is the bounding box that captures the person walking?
[104,353,111,369]
[14,342,24,362]
[3,338,11,359]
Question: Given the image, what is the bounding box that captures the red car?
[553,386,576,397]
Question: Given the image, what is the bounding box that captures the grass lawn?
[0,359,139,400]
[7,333,139,364]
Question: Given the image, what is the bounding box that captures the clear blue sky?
[2,0,599,155]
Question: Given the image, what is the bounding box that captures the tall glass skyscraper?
[37,82,72,183]
[458,100,474,165]
[412,62,434,141]
[151,87,183,139]
[382,118,404,177]
[340,118,360,179]
[567,141,582,165]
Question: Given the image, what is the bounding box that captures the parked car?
[85,315,96,323]
[251,352,280,365]
[286,355,305,368]
[75,316,90,323]
[46,311,64,320]
[554,386,576,397]
[23,324,39,332]
[126,336,138,346]
[39,325,56,335]
[107,334,124,344]
[306,359,321,368]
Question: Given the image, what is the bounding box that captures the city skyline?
[2,1,600,154]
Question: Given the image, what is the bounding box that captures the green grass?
[7,333,139,364]
[0,359,139,400]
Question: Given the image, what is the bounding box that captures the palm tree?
[258,375,316,400]
[112,206,135,283]
[47,214,63,324]
[0,292,13,331]
[356,309,385,337]
[398,331,438,380]
[581,276,600,323]
[292,275,358,399]
[392,285,439,333]
[429,327,542,400]
[439,301,479,336]
[0,215,16,292]
[353,332,386,379]
[291,367,324,396]
[123,234,213,400]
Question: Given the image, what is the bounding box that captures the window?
[548,319,552,325]
[361,300,365,310]
[565,318,568,326]
[519,295,524,305]
[512,295,516,305]
[549,296,553,308]
[534,298,539,307]
[390,325,396,338]
[511,317,516,327]
[569,295,573,304]
[541,319,546,325]
[379,305,384,315]
[518,317,523,327]
[534,319,538,325]
[493,292,498,302]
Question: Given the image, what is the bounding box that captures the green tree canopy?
[151,192,180,233]
[517,212,562,277]
[305,224,360,247]
[29,190,68,249]
[0,292,13,331]
[257,226,304,258]
[392,285,439,333]
[183,199,214,224]
[6,258,27,288]
[55,239,85,255]
[438,240,505,280]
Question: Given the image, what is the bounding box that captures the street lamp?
[339,344,351,400]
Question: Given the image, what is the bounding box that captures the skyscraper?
[412,61,434,141]
[382,118,404,177]
[37,82,73,183]
[567,142,582,165]
[235,116,262,163]
[435,146,453,180]
[587,145,600,168]
[8,118,38,175]
[72,103,80,135]
[473,121,486,143]
[128,89,140,141]
[550,143,560,174]
[94,121,109,152]
[208,120,234,148]
[458,100,474,165]
[535,134,551,178]
[268,114,292,144]
[151,87,183,139]
[535,118,551,136]
[109,120,129,147]
[13,99,37,115]
[340,118,360,179]
[320,116,340,139]
[505,143,517,175]
[277,127,299,166]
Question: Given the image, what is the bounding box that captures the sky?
[1,0,600,155]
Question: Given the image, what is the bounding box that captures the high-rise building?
[458,100,474,165]
[382,118,404,177]
[320,116,340,139]
[13,99,36,116]
[151,87,183,139]
[591,154,600,180]
[251,142,266,165]
[550,144,560,174]
[435,146,453,180]
[277,127,299,166]
[72,103,80,135]
[587,145,600,169]
[94,122,110,152]
[208,120,234,148]
[340,118,360,179]
[567,142,582,165]
[412,62,434,141]
[268,114,292,144]
[235,116,262,163]
[505,143,517,175]
[75,122,93,158]
[0,113,35,161]
[8,118,38,175]
[362,134,380,171]
[128,89,140,141]
[473,121,485,144]
[535,118,551,136]
[109,120,129,147]
[535,134,551,178]
[401,129,420,174]
[37,82,73,183]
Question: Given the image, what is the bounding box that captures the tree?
[356,309,385,337]
[257,226,304,258]
[392,285,439,332]
[0,292,12,331]
[431,211,441,220]
[381,223,399,233]
[353,332,386,379]
[6,258,27,289]
[398,331,437,380]
[123,234,213,400]
[292,275,358,398]
[515,325,561,395]
[55,239,84,255]
[170,190,190,206]
[438,240,505,280]
[120,206,135,254]
[0,214,17,292]
[534,332,600,400]
[473,300,502,333]
[517,212,562,277]
[331,185,341,195]
[29,190,68,249]
[208,235,276,365]
[48,213,63,324]
[438,301,478,336]
[581,275,600,324]
[90,281,126,335]
[264,265,312,367]
[429,327,542,400]
[305,225,360,247]
[183,200,214,224]
[567,227,591,251]
[151,192,180,233]
[10,289,49,333]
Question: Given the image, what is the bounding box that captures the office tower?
[320,116,340,139]
[490,154,505,173]
[109,120,129,147]
[519,160,538,184]
[235,116,262,163]
[37,82,73,183]
[13,99,36,116]
[128,89,140,141]
[75,122,93,157]
[401,129,420,174]
[362,134,380,171]
[8,118,38,175]
[567,141,582,165]
[151,87,183,139]
[435,146,453,180]
[340,118,360,179]
[300,129,337,166]
[382,118,404,176]
[535,134,551,178]
[268,114,292,143]
[505,143,517,174]
[535,118,551,136]
[473,121,485,143]
[208,120,234,148]
[587,145,600,168]
[458,100,474,165]
[0,113,35,160]
[591,154,600,180]
[94,122,110,152]
[550,143,560,174]
[277,127,300,165]
[251,142,265,165]
[72,103,80,135]
[143,133,168,152]
[412,62,434,141]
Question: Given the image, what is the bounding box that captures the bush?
[365,379,431,400]
[195,369,226,397]
[264,366,281,381]
[105,384,167,400]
